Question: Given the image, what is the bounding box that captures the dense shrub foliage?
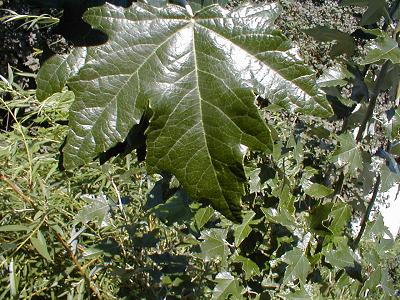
[1,0,399,299]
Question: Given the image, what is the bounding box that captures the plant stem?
[352,174,381,249]
[356,61,390,142]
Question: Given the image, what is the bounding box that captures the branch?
[0,174,103,299]
[352,174,381,249]
[356,61,390,142]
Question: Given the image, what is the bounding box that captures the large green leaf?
[37,2,332,221]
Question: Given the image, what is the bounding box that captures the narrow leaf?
[30,230,52,261]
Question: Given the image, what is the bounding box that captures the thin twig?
[0,174,103,299]
[55,232,102,299]
[110,177,128,222]
[0,174,37,210]
[353,174,381,249]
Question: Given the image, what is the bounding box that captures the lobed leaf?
[37,2,332,221]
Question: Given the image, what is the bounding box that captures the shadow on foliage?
[25,0,133,46]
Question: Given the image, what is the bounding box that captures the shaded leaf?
[37,2,332,222]
[149,189,193,224]
[195,206,214,230]
[304,26,355,58]
[308,203,334,235]
[360,0,390,25]
[233,255,260,280]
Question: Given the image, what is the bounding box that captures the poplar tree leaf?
[233,210,257,246]
[304,26,355,58]
[324,245,356,268]
[30,230,52,261]
[38,2,332,222]
[36,48,87,100]
[317,65,354,87]
[233,255,260,280]
[380,164,400,192]
[329,203,352,235]
[303,182,334,198]
[149,189,193,224]
[195,206,214,230]
[211,272,243,300]
[282,247,311,285]
[200,228,230,263]
[361,31,400,65]
[332,133,363,175]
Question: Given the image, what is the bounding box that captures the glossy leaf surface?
[37,2,332,221]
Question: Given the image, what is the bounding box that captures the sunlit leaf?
[211,272,243,300]
[332,132,363,176]
[30,230,52,261]
[361,30,400,65]
[282,247,311,285]
[233,210,258,247]
[200,228,230,264]
[37,2,332,221]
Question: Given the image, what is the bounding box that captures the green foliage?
[35,1,333,222]
[1,0,400,298]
